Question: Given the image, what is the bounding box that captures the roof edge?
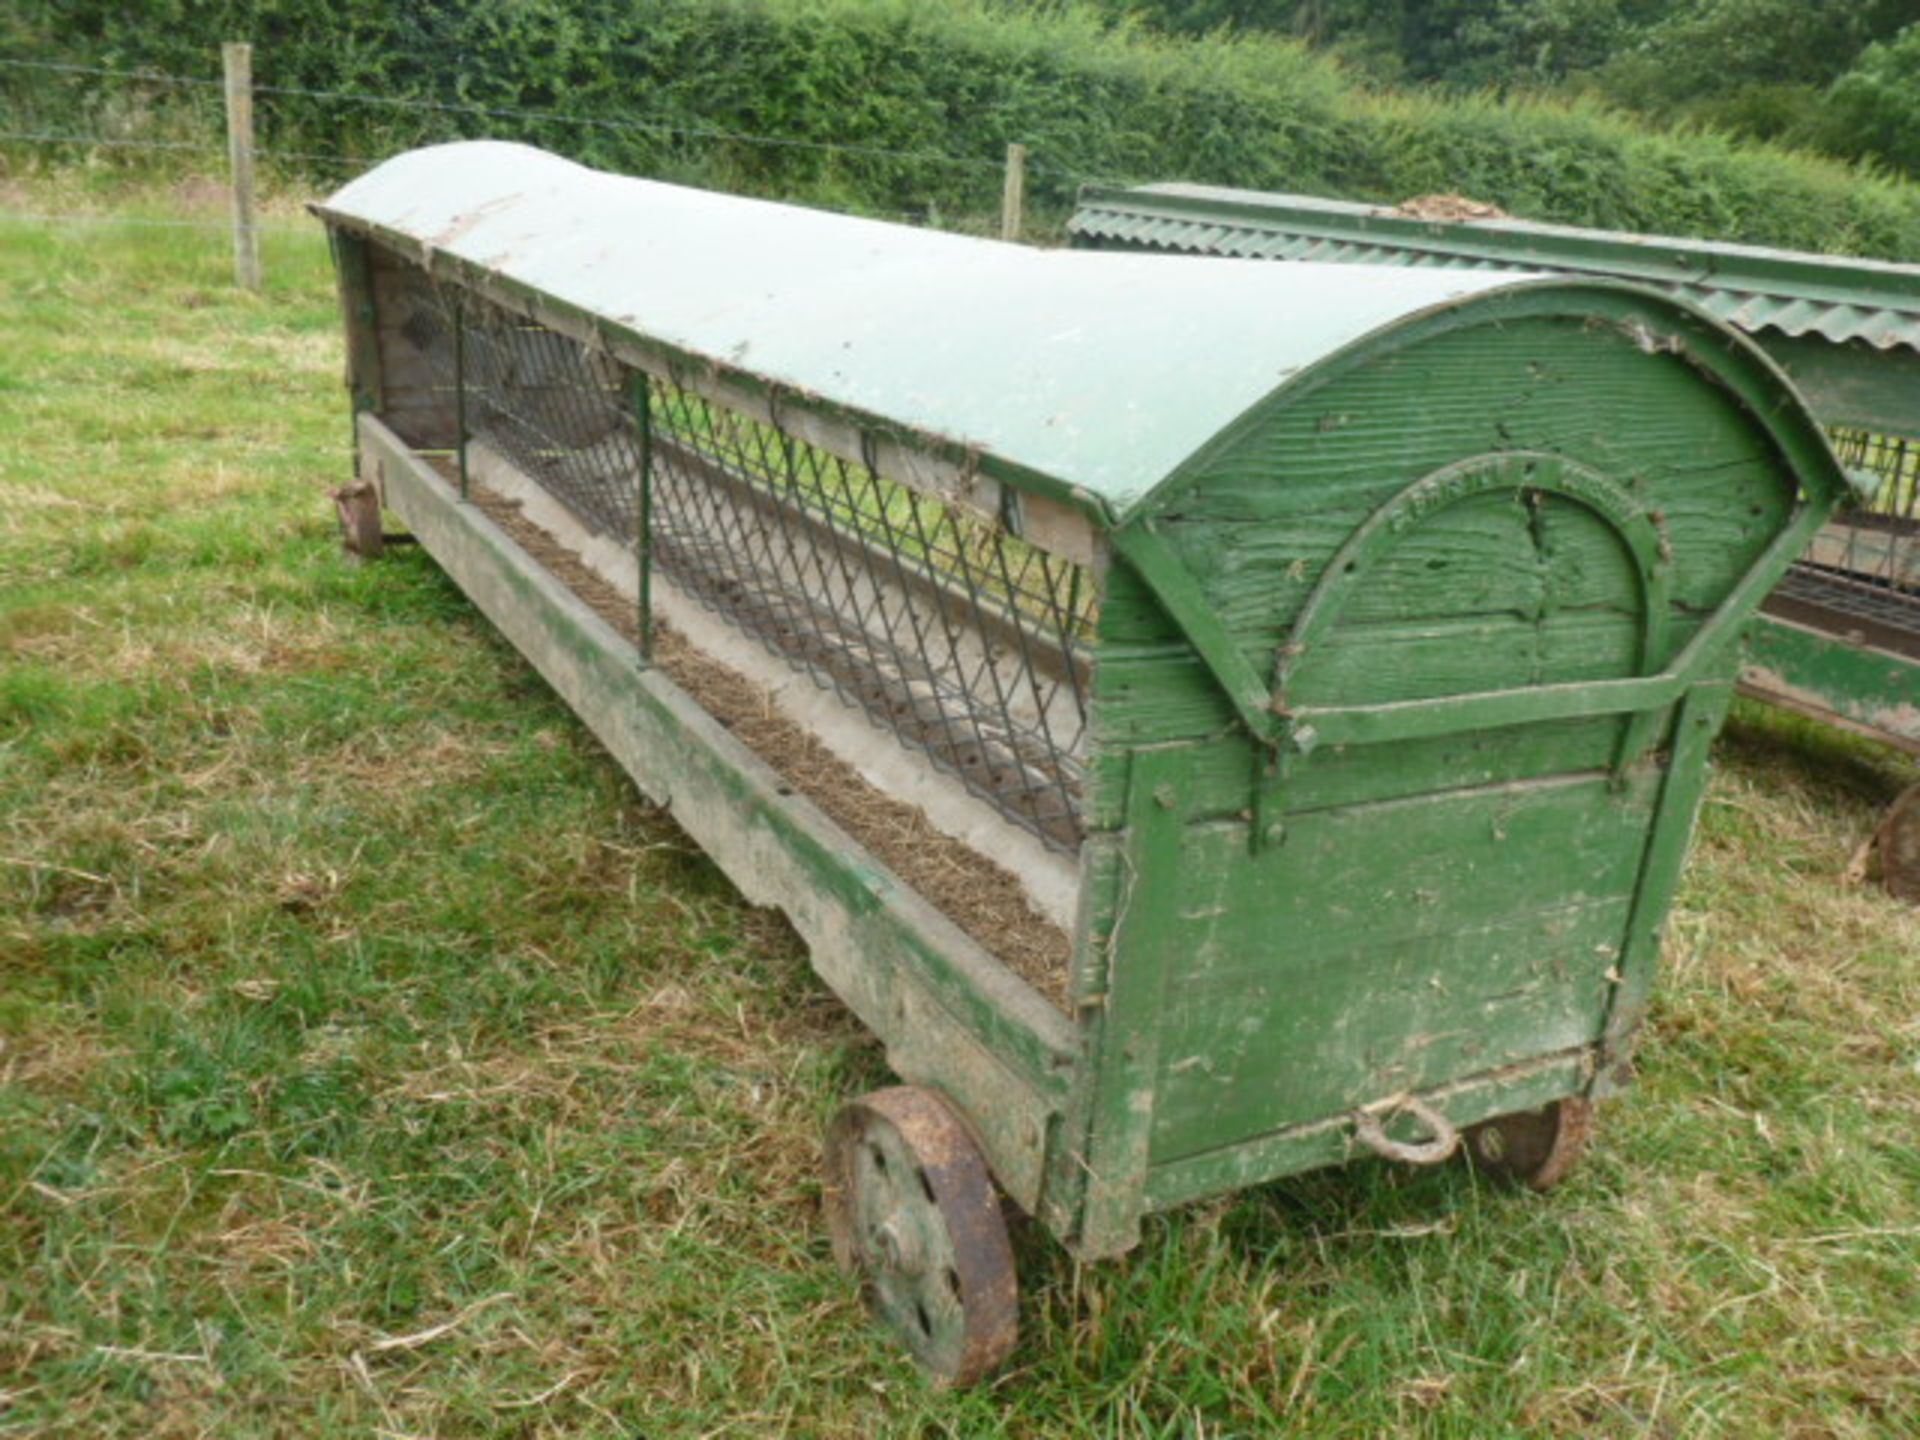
[1115,276,1850,527]
[311,201,1124,529]
[1072,182,1920,317]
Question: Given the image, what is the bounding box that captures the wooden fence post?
[222,41,262,292]
[1000,142,1027,243]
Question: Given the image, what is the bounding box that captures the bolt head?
[870,1217,923,1275]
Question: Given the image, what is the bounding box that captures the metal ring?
[1352,1095,1460,1166]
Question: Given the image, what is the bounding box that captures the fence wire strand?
[0,56,223,88]
[0,53,1110,183]
[0,210,313,234]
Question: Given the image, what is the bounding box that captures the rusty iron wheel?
[1465,1097,1594,1191]
[823,1086,1017,1386]
[331,480,384,559]
[1881,783,1920,903]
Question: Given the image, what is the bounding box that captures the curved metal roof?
[1071,183,1920,356]
[316,143,1567,515]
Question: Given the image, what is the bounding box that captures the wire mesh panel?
[1821,428,1918,592]
[1774,426,1920,659]
[644,382,1095,848]
[378,256,1097,850]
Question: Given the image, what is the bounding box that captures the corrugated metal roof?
[1071,183,1920,356]
[316,144,1602,517]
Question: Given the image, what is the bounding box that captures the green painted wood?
[1035,748,1138,1245]
[1143,1050,1589,1213]
[1145,772,1655,1161]
[329,231,383,417]
[1087,622,1702,757]
[1294,670,1688,748]
[1084,647,1240,748]
[1152,318,1795,650]
[1107,522,1281,744]
[1285,496,1828,749]
[1274,452,1669,703]
[1596,679,1736,1089]
[1254,445,1672,831]
[1067,748,1191,1260]
[1077,291,1842,1212]
[1742,614,1920,753]
[362,416,1079,1216]
[1155,717,1634,822]
[1302,612,1648,704]
[1330,498,1646,625]
[1187,772,1659,960]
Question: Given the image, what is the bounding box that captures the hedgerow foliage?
[10,0,1920,254]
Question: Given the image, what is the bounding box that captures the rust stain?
[429,192,525,250]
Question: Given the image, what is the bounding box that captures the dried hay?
[468,489,1076,1008]
[1392,193,1510,223]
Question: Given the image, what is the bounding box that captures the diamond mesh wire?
[383,260,1096,850]
[1820,427,1917,600]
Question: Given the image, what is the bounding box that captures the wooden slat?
[1143,1051,1588,1214]
[1145,772,1655,1160]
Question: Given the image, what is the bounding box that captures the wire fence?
[0,56,1100,180]
[0,125,355,169]
[0,210,311,235]
[0,49,1152,279]
[0,53,1119,195]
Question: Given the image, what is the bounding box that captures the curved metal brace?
[1279,496,1827,753]
[1111,449,1827,793]
[1273,451,1672,713]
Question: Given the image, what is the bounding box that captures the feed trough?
[315,142,1849,1380]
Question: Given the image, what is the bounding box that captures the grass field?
[2,178,1918,1438]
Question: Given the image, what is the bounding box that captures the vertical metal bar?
[1897,437,1916,590]
[454,295,470,502]
[633,368,654,664]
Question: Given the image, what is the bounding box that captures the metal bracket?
[1108,520,1284,749]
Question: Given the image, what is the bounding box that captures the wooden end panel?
[1142,770,1654,1167]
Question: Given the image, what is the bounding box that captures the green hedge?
[8,0,1920,256]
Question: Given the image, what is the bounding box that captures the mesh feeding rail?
[386,262,1096,850]
[1776,427,1920,658]
[1822,428,1918,592]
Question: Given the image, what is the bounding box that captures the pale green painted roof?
[316,143,1557,516]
